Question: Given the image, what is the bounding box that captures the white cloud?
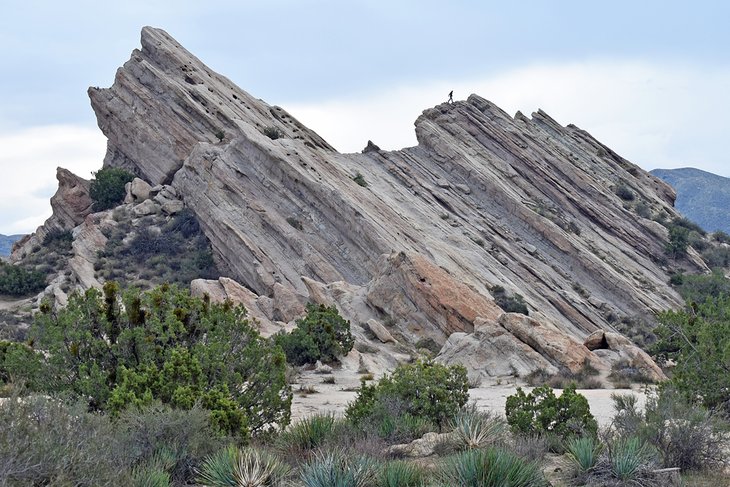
[0,125,106,234]
[287,60,730,178]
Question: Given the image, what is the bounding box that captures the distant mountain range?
[0,234,24,257]
[650,168,730,234]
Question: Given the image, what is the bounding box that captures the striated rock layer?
[81,27,701,378]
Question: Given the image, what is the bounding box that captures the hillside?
[10,27,711,382]
[650,167,730,234]
[0,234,24,257]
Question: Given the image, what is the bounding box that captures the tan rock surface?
[12,168,92,261]
[64,26,702,377]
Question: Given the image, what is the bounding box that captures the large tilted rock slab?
[84,27,701,378]
[89,27,333,186]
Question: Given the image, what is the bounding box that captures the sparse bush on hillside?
[615,183,635,201]
[95,209,219,287]
[353,172,368,187]
[491,285,529,315]
[665,224,690,258]
[668,269,730,303]
[263,126,282,140]
[89,167,136,211]
[275,303,354,366]
[42,229,73,252]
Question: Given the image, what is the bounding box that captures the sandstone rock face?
[81,27,698,378]
[12,168,92,261]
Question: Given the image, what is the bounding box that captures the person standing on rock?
[448,90,454,103]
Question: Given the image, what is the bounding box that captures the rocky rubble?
[14,26,701,380]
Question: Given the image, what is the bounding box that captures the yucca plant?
[439,448,548,487]
[450,405,506,450]
[197,445,291,487]
[279,413,337,452]
[378,460,426,487]
[609,437,655,482]
[300,450,377,487]
[565,436,603,474]
[131,467,171,487]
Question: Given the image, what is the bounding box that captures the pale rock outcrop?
[124,177,152,203]
[12,168,93,261]
[366,319,396,344]
[387,432,454,458]
[76,27,703,378]
[498,313,594,374]
[190,277,284,336]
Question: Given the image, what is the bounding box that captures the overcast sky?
[1,0,729,234]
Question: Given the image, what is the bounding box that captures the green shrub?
[116,404,228,484]
[652,293,730,412]
[491,286,529,315]
[29,283,291,440]
[615,183,635,201]
[275,304,354,366]
[611,388,728,471]
[665,224,690,258]
[353,172,368,187]
[0,340,42,389]
[42,229,73,252]
[346,359,469,430]
[437,448,547,487]
[0,261,46,297]
[0,396,128,485]
[263,126,282,140]
[90,167,136,211]
[505,385,597,442]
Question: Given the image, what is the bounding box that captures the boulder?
[365,319,396,344]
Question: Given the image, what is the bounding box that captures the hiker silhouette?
[448,90,454,103]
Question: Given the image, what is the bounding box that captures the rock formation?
[18,27,705,379]
[12,168,92,261]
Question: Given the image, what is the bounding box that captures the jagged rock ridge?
[24,27,704,379]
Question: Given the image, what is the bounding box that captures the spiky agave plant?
[609,437,655,482]
[197,445,291,487]
[379,460,426,487]
[300,450,377,487]
[439,448,548,487]
[565,436,603,474]
[450,405,506,450]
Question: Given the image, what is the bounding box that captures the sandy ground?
[291,372,648,428]
[0,297,31,312]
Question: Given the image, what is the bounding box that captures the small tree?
[29,282,291,439]
[652,296,730,413]
[275,303,353,365]
[505,384,597,441]
[346,359,469,429]
[89,167,136,211]
[665,224,690,259]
